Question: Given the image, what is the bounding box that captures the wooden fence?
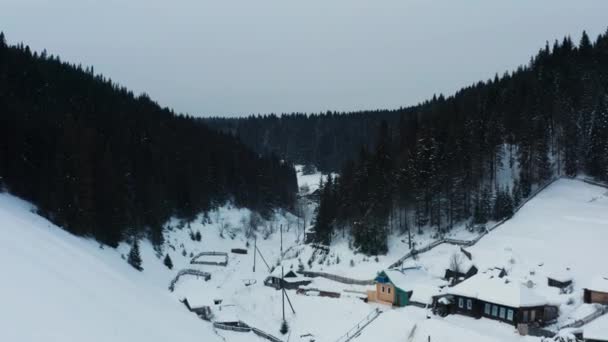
[581,177,608,189]
[335,308,382,342]
[297,270,374,285]
[557,305,608,330]
[168,269,211,292]
[213,321,283,342]
[213,321,251,333]
[389,177,560,269]
[190,251,229,266]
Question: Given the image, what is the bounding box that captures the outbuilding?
[547,268,573,290]
[584,276,608,305]
[369,269,412,306]
[368,267,444,307]
[264,269,312,290]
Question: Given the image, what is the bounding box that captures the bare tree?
[449,252,463,274]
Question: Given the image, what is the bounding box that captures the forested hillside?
[205,111,404,172]
[314,30,608,254]
[210,30,608,255]
[0,33,297,247]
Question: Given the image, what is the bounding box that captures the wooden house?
[433,269,559,327]
[583,314,608,342]
[584,276,608,305]
[264,269,312,290]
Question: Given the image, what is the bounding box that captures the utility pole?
[282,266,285,322]
[280,224,283,257]
[253,236,257,273]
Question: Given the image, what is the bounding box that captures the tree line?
[204,111,402,172]
[0,33,298,247]
[312,30,608,254]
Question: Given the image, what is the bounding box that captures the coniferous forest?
[0,33,298,247]
[210,30,608,255]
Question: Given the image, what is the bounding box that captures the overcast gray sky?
[3,0,608,117]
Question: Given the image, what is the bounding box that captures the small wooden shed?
[264,269,312,290]
[584,276,608,305]
[372,270,411,306]
[547,271,573,290]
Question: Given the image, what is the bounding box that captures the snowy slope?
[0,193,222,342]
[412,179,608,326]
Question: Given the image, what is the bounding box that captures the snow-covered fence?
[251,327,283,342]
[298,271,374,285]
[190,251,228,266]
[168,269,211,292]
[213,321,251,333]
[334,308,382,342]
[524,326,555,338]
[581,177,608,189]
[213,321,283,342]
[557,305,608,330]
[390,177,560,269]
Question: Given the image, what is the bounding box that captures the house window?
[484,303,491,315]
[388,287,391,294]
[523,310,529,322]
[507,309,514,321]
[466,299,473,310]
[491,305,498,317]
[499,307,506,319]
[458,298,464,309]
[530,310,536,322]
[381,286,385,293]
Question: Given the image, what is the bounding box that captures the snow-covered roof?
[381,268,446,295]
[381,269,411,290]
[586,275,608,293]
[445,254,476,274]
[583,313,608,341]
[446,269,549,308]
[268,268,309,283]
[546,268,574,283]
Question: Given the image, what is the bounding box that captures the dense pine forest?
[205,111,403,172]
[213,30,608,255]
[0,33,298,247]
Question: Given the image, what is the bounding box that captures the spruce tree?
[163,254,173,270]
[128,240,143,271]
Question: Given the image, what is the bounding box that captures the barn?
[434,269,559,327]
[584,276,608,305]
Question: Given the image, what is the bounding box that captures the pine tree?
[128,239,143,271]
[195,231,202,242]
[280,320,289,335]
[163,254,173,270]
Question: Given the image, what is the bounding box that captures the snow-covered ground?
[411,179,608,328]
[357,307,539,342]
[2,172,606,342]
[0,193,223,342]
